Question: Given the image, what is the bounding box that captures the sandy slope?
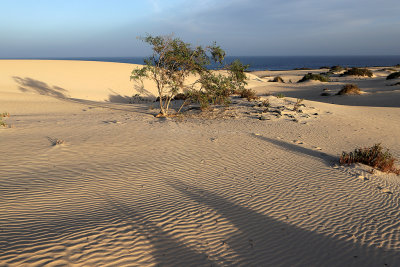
[1,60,400,266]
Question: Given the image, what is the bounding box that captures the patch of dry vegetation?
[269,76,285,83]
[0,112,10,127]
[336,84,361,95]
[298,73,330,83]
[340,144,400,175]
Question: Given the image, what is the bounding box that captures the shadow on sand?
[13,76,69,99]
[12,76,156,115]
[1,181,398,266]
[250,133,337,166]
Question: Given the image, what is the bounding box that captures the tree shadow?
[104,196,221,266]
[108,88,155,104]
[13,76,69,99]
[250,134,337,166]
[169,181,399,266]
[11,76,157,115]
[0,194,220,266]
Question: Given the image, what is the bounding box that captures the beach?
[1,60,400,266]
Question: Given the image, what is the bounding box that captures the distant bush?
[320,92,331,96]
[270,76,285,83]
[386,71,400,80]
[294,67,312,70]
[275,93,285,98]
[395,64,400,68]
[342,67,373,77]
[330,65,344,72]
[298,73,330,83]
[340,144,400,175]
[336,84,361,95]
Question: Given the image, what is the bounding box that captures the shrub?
[294,67,312,70]
[340,144,400,175]
[275,93,285,98]
[298,73,330,83]
[270,76,285,83]
[130,34,248,116]
[336,84,361,95]
[0,112,9,127]
[342,67,373,77]
[239,88,258,101]
[330,65,344,72]
[386,71,400,80]
[320,92,331,96]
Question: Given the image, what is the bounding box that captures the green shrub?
[298,73,330,83]
[386,71,400,80]
[130,34,248,116]
[275,93,285,98]
[336,84,361,95]
[342,67,373,77]
[340,144,400,175]
[330,65,344,72]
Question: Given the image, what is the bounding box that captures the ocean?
[5,56,400,71]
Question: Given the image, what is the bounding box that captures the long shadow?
[104,196,221,266]
[0,194,219,266]
[13,76,69,99]
[250,134,337,166]
[12,76,157,115]
[169,181,399,266]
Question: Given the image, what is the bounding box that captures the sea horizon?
[2,55,400,71]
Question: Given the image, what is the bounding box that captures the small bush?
[270,76,285,83]
[239,88,258,101]
[342,67,373,77]
[275,93,285,98]
[298,73,330,83]
[336,84,361,95]
[340,144,400,175]
[294,67,312,70]
[330,65,344,72]
[320,92,331,96]
[386,71,400,80]
[0,112,9,127]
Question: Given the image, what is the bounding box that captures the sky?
[1,0,400,57]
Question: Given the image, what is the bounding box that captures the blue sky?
[1,0,400,57]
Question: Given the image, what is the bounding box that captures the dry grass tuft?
[47,137,65,146]
[270,76,285,83]
[340,144,400,175]
[336,84,361,95]
[0,112,10,127]
[239,89,259,101]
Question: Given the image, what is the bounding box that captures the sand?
[1,60,400,266]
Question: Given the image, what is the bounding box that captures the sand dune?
[1,60,400,266]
